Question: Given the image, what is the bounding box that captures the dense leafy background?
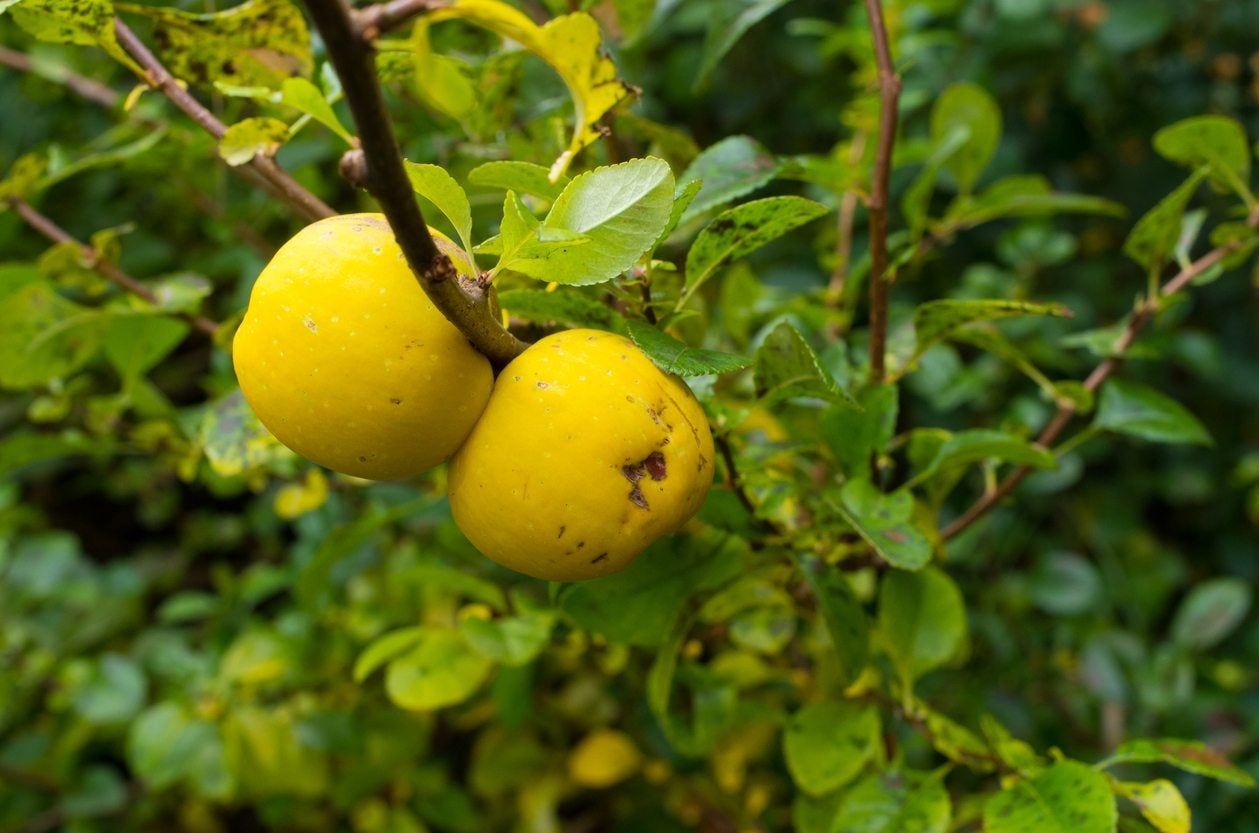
[2,1,1258,832]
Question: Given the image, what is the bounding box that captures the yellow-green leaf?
[422,0,635,180]
[218,117,289,166]
[1114,780,1190,833]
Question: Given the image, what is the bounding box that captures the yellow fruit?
[448,329,714,581]
[233,214,491,480]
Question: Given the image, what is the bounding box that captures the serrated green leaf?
[916,429,1056,483]
[497,288,627,332]
[512,158,673,285]
[626,320,749,376]
[0,281,108,389]
[353,627,427,683]
[468,160,569,201]
[680,196,828,308]
[800,558,870,687]
[679,135,780,222]
[1094,379,1211,446]
[753,321,856,406]
[693,0,796,91]
[280,77,352,145]
[459,611,555,667]
[948,174,1125,228]
[911,298,1071,363]
[404,161,474,256]
[833,479,932,571]
[103,314,189,382]
[984,760,1116,833]
[1124,170,1208,271]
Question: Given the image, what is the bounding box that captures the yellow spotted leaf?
[1115,779,1190,833]
[568,728,641,788]
[420,0,635,180]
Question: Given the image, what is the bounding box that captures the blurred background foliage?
[1,0,1258,831]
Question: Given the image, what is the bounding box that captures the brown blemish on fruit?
[358,455,367,463]
[537,381,549,389]
[390,397,402,405]
[591,552,609,564]
[621,451,667,509]
[303,316,318,333]
[557,525,566,538]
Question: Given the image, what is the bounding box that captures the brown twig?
[716,432,760,520]
[861,0,901,383]
[352,0,449,38]
[112,19,335,223]
[0,45,121,108]
[940,209,1259,541]
[8,198,219,336]
[301,0,527,366]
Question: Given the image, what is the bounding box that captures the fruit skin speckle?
[448,329,714,581]
[232,213,491,480]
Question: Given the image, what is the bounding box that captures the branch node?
[338,148,371,188]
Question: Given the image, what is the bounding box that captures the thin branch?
[353,0,449,39]
[301,0,528,366]
[0,45,121,108]
[112,19,335,223]
[940,210,1259,541]
[827,131,867,303]
[716,432,760,520]
[8,197,219,336]
[861,0,901,383]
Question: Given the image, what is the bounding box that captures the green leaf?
[515,158,673,285]
[117,0,312,88]
[39,127,167,191]
[280,77,352,145]
[878,567,967,685]
[801,558,870,687]
[9,0,132,69]
[219,117,289,166]
[1113,780,1190,833]
[1123,170,1208,271]
[915,429,1056,483]
[1153,115,1251,197]
[468,160,569,201]
[459,609,555,666]
[753,321,856,406]
[1093,379,1211,446]
[834,769,952,833]
[654,178,703,249]
[949,174,1125,228]
[681,196,829,307]
[903,124,971,236]
[821,384,898,477]
[627,320,750,377]
[127,703,229,795]
[61,766,128,819]
[354,626,427,684]
[0,430,110,477]
[384,628,494,711]
[1170,577,1251,651]
[1030,551,1103,616]
[223,706,328,797]
[694,0,796,91]
[679,135,779,222]
[103,315,188,382]
[405,161,475,256]
[833,479,932,571]
[0,281,107,389]
[71,654,147,725]
[422,3,634,179]
[984,760,1116,833]
[559,529,746,647]
[931,82,1002,193]
[497,288,627,332]
[490,190,591,276]
[911,298,1072,363]
[1101,739,1254,787]
[782,701,879,796]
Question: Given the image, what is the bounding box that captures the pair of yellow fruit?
[232,215,714,581]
